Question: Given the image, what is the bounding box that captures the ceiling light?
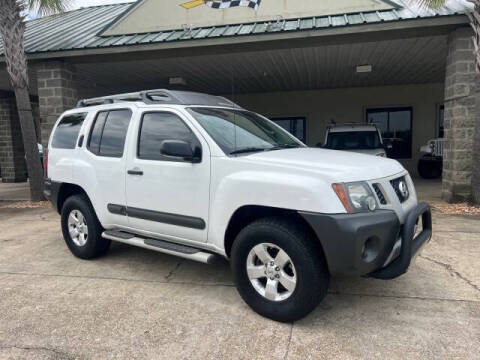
[356,65,372,73]
[169,77,187,85]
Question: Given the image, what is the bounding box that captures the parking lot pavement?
[0,205,479,360]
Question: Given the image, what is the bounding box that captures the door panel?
[125,110,210,243]
[76,109,133,227]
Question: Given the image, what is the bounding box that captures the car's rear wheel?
[231,217,329,322]
[61,194,110,259]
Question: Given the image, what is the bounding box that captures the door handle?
[127,169,143,176]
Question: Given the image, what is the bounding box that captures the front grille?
[390,176,409,203]
[372,183,387,205]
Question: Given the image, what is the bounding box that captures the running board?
[102,230,217,264]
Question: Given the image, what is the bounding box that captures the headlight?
[332,182,378,213]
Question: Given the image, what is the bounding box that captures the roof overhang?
[0,14,469,64]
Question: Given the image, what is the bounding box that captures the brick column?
[442,27,476,202]
[37,61,78,148]
[0,97,27,182]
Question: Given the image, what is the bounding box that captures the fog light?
[362,236,380,263]
[366,196,377,211]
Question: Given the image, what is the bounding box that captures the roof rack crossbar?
[327,122,379,129]
[76,89,243,108]
[76,91,144,108]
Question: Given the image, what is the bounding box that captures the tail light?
[44,148,48,178]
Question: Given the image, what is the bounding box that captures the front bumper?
[299,202,432,279]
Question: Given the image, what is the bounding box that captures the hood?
[345,149,386,156]
[243,147,404,182]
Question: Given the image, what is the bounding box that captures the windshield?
[325,131,382,150]
[187,107,302,155]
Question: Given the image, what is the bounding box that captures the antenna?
[231,65,237,153]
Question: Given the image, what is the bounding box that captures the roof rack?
[326,122,379,130]
[76,89,242,108]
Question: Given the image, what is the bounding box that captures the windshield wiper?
[270,144,302,150]
[229,147,270,155]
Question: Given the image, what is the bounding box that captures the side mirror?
[385,143,393,150]
[160,140,201,163]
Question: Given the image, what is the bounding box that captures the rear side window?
[51,113,87,149]
[88,109,132,157]
[138,112,198,161]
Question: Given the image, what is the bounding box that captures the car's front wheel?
[231,217,329,322]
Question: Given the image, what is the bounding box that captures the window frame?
[136,110,202,163]
[87,108,132,158]
[438,104,445,138]
[51,112,87,150]
[365,106,413,159]
[270,116,307,143]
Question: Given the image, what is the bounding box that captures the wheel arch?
[56,183,90,213]
[223,205,327,265]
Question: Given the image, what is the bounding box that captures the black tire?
[231,216,329,322]
[418,158,442,179]
[61,194,110,259]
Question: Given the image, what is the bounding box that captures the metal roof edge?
[93,6,469,38]
[97,0,143,37]
[0,14,466,63]
[380,0,403,9]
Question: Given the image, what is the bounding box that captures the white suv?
[44,90,432,322]
[323,123,387,157]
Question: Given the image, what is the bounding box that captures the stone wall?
[0,97,27,182]
[37,61,78,148]
[442,27,476,202]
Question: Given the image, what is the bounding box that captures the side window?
[88,109,132,157]
[271,117,306,143]
[88,111,107,154]
[51,113,87,149]
[138,112,198,161]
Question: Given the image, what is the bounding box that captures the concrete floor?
[0,183,479,359]
[0,181,30,201]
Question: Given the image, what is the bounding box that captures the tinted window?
[100,110,131,157]
[88,109,131,157]
[88,111,107,154]
[138,112,197,161]
[325,131,382,150]
[367,108,412,159]
[52,113,86,149]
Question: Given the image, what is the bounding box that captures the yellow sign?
[181,0,205,9]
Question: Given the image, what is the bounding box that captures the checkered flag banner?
[205,0,262,10]
[181,0,262,10]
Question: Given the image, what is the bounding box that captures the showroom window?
[271,117,306,143]
[438,105,444,138]
[366,107,413,159]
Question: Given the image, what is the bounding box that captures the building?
[0,0,476,202]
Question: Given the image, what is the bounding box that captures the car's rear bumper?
[299,203,432,278]
[44,178,60,211]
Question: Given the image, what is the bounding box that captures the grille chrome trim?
[372,183,387,205]
[390,176,409,203]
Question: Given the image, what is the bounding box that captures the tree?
[416,0,480,203]
[0,0,67,201]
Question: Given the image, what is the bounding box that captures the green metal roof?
[0,0,472,57]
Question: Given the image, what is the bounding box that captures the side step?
[102,230,218,264]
